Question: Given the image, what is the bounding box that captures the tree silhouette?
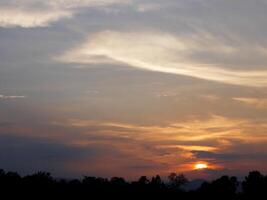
[168,173,188,190]
[0,168,267,199]
[199,175,238,199]
[138,176,150,185]
[150,175,163,188]
[242,171,267,199]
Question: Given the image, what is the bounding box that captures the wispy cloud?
[0,8,72,28]
[136,3,162,12]
[0,94,26,100]
[200,94,220,102]
[0,0,130,28]
[54,115,239,138]
[3,114,267,177]
[57,31,267,87]
[233,97,267,108]
[53,115,267,154]
[50,115,267,175]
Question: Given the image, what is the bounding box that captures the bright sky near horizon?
[1,0,267,179]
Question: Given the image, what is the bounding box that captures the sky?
[1,0,267,180]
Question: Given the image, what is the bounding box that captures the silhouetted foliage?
[151,175,163,189]
[168,172,188,190]
[138,176,150,185]
[242,171,267,199]
[0,168,266,199]
[198,175,238,200]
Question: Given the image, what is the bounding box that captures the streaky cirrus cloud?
[233,97,267,108]
[0,0,130,28]
[0,94,26,100]
[50,114,267,175]
[53,115,267,147]
[57,31,267,87]
[0,8,72,28]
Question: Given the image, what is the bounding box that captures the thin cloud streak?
[53,115,267,148]
[0,94,27,100]
[0,8,72,28]
[233,97,267,108]
[50,115,267,176]
[57,31,267,87]
[0,0,130,28]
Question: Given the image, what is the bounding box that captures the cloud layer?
[0,0,129,28]
[233,97,267,108]
[58,31,267,87]
[48,114,267,177]
[2,0,267,179]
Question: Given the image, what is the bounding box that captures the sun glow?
[194,163,208,170]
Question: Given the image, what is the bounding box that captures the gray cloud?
[56,0,267,87]
[0,134,124,177]
[192,150,267,162]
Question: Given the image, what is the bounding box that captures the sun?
[194,163,208,170]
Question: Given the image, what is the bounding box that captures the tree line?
[0,169,267,199]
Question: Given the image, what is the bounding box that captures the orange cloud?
[233,97,267,108]
[50,115,267,176]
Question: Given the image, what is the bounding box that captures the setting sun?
[194,163,208,170]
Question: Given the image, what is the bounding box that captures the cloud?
[0,8,72,28]
[0,0,130,28]
[0,94,26,100]
[192,150,267,163]
[53,115,267,144]
[233,97,267,108]
[51,114,267,173]
[57,31,267,87]
[136,3,162,12]
[3,114,267,178]
[0,134,104,176]
[200,94,220,102]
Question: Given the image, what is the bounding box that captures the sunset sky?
[1,0,267,180]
